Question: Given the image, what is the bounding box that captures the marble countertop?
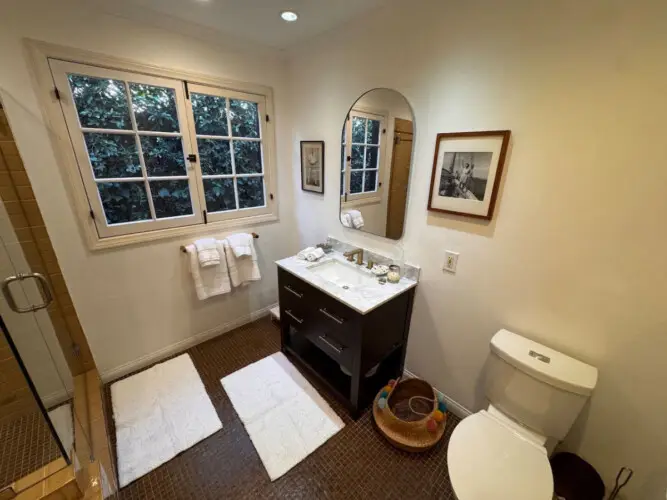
[276,252,418,315]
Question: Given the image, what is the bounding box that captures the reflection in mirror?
[340,89,414,240]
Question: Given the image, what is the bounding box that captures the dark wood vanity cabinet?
[278,268,415,419]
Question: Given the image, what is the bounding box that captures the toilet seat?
[447,411,553,500]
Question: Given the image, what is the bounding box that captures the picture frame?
[300,141,325,194]
[427,130,511,220]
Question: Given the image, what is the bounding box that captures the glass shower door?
[0,207,92,496]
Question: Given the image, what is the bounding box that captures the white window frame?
[25,40,278,250]
[341,109,386,205]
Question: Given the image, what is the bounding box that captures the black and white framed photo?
[300,141,325,194]
[427,130,510,220]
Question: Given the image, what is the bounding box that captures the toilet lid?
[447,411,553,500]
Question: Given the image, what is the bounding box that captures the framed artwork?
[427,130,511,219]
[301,141,325,194]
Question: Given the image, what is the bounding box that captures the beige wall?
[0,0,299,378]
[288,0,667,496]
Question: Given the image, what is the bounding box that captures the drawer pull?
[284,285,303,298]
[319,308,344,325]
[318,335,344,354]
[285,309,304,324]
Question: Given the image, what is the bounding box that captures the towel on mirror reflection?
[347,210,364,229]
[226,233,253,258]
[297,247,325,262]
[222,239,261,287]
[193,238,220,267]
[340,212,353,228]
[185,242,231,300]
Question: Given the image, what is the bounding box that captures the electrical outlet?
[443,251,459,273]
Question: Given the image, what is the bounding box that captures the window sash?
[342,110,385,201]
[184,83,270,223]
[50,59,204,237]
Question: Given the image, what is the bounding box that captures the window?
[341,110,385,202]
[187,85,267,222]
[49,59,275,241]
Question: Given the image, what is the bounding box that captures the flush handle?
[529,350,551,364]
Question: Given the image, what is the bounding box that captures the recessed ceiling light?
[281,11,299,22]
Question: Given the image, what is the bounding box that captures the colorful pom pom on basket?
[372,377,447,453]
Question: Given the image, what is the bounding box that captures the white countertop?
[276,252,418,315]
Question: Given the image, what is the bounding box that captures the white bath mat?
[221,352,344,480]
[111,354,222,487]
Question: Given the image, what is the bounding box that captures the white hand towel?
[340,213,352,228]
[222,239,261,287]
[297,247,325,262]
[348,210,365,229]
[226,233,253,258]
[297,247,316,260]
[185,242,231,300]
[194,238,220,267]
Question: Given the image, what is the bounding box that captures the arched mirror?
[339,89,415,239]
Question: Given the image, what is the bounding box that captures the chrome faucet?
[343,248,364,265]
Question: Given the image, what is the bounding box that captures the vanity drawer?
[311,289,361,348]
[279,269,310,301]
[305,330,353,371]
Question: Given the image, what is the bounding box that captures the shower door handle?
[2,273,54,313]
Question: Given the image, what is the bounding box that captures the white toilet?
[447,329,598,500]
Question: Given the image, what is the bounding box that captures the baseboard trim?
[43,390,70,409]
[100,303,278,383]
[402,368,472,419]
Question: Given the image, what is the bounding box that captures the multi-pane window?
[341,110,384,201]
[50,60,273,239]
[189,87,266,220]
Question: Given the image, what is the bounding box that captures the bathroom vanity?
[276,253,417,419]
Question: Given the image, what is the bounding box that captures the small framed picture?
[301,141,325,194]
[427,130,511,219]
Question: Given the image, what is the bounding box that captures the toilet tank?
[485,329,598,441]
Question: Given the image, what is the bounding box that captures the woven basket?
[372,378,446,452]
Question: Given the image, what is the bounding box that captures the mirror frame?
[339,88,416,240]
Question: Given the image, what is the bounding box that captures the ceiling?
[110,0,386,50]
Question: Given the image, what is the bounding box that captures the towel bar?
[180,233,259,253]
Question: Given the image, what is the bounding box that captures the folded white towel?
[222,238,261,287]
[347,210,364,229]
[226,233,253,258]
[297,247,315,259]
[297,247,325,262]
[194,238,220,267]
[340,213,353,228]
[185,242,231,300]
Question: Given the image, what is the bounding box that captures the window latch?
[187,154,197,162]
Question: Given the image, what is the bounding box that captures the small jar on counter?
[387,264,401,284]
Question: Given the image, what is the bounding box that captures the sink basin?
[307,259,377,288]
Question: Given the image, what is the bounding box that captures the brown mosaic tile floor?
[104,317,459,500]
[0,407,63,489]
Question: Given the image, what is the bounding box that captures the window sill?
[341,196,382,209]
[87,212,279,250]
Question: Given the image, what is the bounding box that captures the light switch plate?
[443,251,459,273]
